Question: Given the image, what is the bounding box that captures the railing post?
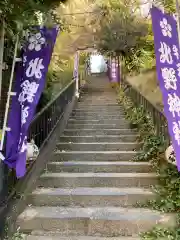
[74,51,80,99]
[75,73,79,98]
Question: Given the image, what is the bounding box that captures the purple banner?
[151,6,180,170]
[110,57,120,83]
[107,58,111,81]
[5,26,59,178]
[117,57,121,82]
[73,51,79,80]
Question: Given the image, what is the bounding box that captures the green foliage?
[36,53,86,112]
[125,48,155,73]
[4,227,25,240]
[124,0,176,73]
[95,0,157,73]
[0,0,69,115]
[118,86,180,239]
[118,88,164,162]
[36,63,74,111]
[79,52,88,65]
[140,226,180,239]
[160,0,176,14]
[96,0,148,57]
[135,135,164,162]
[11,232,25,240]
[124,20,155,73]
[150,163,180,213]
[1,0,67,31]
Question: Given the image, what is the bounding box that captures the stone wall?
[126,67,163,112]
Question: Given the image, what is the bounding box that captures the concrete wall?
[126,68,163,112]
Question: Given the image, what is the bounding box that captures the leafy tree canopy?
[95,0,148,56]
[0,0,67,32]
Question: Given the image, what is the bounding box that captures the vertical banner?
[117,56,121,82]
[73,51,79,80]
[111,57,117,82]
[107,57,111,81]
[110,56,120,83]
[151,6,180,170]
[5,26,59,178]
[73,51,80,97]
[109,56,112,82]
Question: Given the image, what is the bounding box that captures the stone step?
[67,123,130,129]
[79,99,118,102]
[47,161,152,173]
[63,129,137,136]
[75,104,123,107]
[76,104,122,107]
[17,206,175,236]
[80,94,117,97]
[38,172,157,188]
[53,151,138,162]
[77,104,119,107]
[72,110,125,114]
[30,187,155,207]
[81,94,115,97]
[56,142,140,152]
[68,119,129,125]
[78,102,119,106]
[59,135,139,143]
[75,107,124,111]
[70,116,127,120]
[80,93,116,96]
[71,112,125,117]
[79,97,118,100]
[25,235,140,240]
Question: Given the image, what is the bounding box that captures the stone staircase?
[17,77,174,239]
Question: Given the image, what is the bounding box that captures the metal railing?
[1,79,76,204]
[121,76,170,147]
[28,80,75,148]
[0,68,88,238]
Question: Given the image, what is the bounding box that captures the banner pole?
[0,19,5,101]
[0,34,19,153]
[175,0,180,47]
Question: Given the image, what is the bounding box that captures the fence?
[121,76,170,148]
[0,79,76,207]
[28,80,75,148]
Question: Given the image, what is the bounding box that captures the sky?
[90,54,107,73]
[138,0,156,17]
[140,2,151,17]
